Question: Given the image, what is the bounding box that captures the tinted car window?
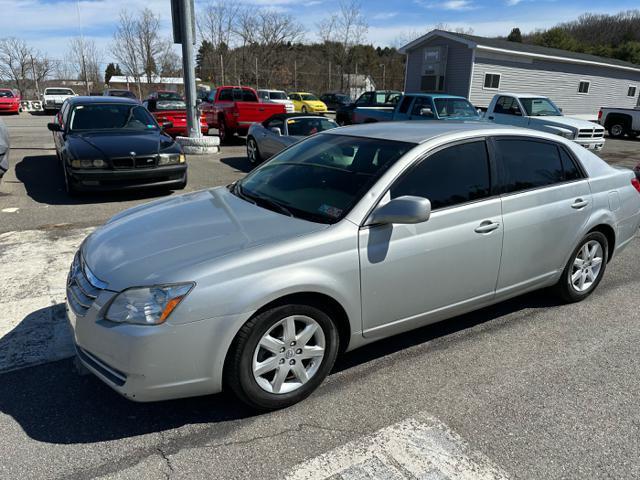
[266,118,284,131]
[238,135,414,224]
[559,147,583,181]
[411,97,434,118]
[286,117,337,136]
[398,96,414,114]
[495,97,520,115]
[391,141,491,210]
[497,139,564,193]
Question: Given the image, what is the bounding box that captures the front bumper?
[66,294,249,402]
[575,138,605,151]
[0,102,20,113]
[67,164,187,191]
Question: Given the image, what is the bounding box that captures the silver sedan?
[67,122,640,410]
[246,113,338,164]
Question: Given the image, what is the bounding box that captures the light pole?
[379,63,386,90]
[179,0,200,138]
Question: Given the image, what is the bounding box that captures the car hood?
[82,187,328,291]
[528,116,598,131]
[67,131,174,159]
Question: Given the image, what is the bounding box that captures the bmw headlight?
[105,283,194,325]
[71,159,106,168]
[158,153,186,165]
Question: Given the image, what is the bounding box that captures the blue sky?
[3,0,638,69]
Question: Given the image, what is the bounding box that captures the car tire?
[225,304,340,411]
[301,106,307,113]
[63,167,78,196]
[608,123,627,138]
[246,137,262,165]
[218,118,230,144]
[554,231,608,303]
[629,132,639,139]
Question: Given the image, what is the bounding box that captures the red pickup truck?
[143,91,208,137]
[201,86,285,143]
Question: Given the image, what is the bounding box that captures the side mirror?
[161,121,174,130]
[366,196,431,226]
[270,127,282,136]
[558,107,563,113]
[47,122,61,132]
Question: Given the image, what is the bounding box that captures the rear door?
[494,137,592,296]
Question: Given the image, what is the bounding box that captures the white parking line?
[287,416,509,480]
[0,227,93,372]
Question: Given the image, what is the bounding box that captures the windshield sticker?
[318,204,343,218]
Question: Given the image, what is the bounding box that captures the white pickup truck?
[42,87,77,112]
[597,106,640,139]
[485,93,605,151]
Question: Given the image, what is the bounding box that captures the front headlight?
[158,153,186,165]
[70,159,106,168]
[556,130,575,139]
[105,283,194,325]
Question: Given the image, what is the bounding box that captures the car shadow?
[0,288,561,445]
[220,156,254,173]
[15,155,173,206]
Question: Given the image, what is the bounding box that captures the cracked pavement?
[1,114,640,479]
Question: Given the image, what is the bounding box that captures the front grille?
[111,155,157,169]
[578,128,605,139]
[66,251,104,316]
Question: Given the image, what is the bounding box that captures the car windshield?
[286,117,338,136]
[269,91,287,100]
[155,100,186,110]
[0,91,14,98]
[69,103,158,132]
[157,92,182,101]
[46,89,74,95]
[520,98,562,116]
[336,94,351,102]
[301,94,319,101]
[434,98,479,118]
[236,134,415,224]
[109,90,136,98]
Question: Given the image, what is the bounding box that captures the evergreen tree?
[507,28,522,43]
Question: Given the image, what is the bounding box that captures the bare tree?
[136,8,164,84]
[112,10,142,93]
[317,0,368,90]
[198,0,239,83]
[68,37,102,94]
[0,37,33,94]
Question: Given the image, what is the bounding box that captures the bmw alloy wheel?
[252,315,325,394]
[570,240,604,293]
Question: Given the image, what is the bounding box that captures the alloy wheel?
[610,124,624,137]
[570,240,604,293]
[247,139,257,163]
[252,315,325,395]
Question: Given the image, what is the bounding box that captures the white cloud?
[505,0,523,5]
[439,0,476,10]
[371,12,399,21]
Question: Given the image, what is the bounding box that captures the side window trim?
[360,137,496,227]
[491,135,587,197]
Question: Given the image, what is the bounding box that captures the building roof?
[400,30,640,73]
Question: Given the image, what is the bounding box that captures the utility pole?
[30,55,40,98]
[220,54,225,85]
[178,0,200,138]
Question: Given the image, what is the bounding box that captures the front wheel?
[554,232,608,303]
[301,106,308,113]
[225,304,339,411]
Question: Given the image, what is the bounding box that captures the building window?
[421,46,447,92]
[483,73,501,90]
[628,86,637,97]
[578,81,590,94]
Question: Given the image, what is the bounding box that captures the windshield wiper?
[235,184,293,217]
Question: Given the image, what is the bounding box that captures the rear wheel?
[554,232,608,303]
[218,118,231,144]
[225,304,339,411]
[608,122,627,138]
[246,137,262,164]
[301,106,308,113]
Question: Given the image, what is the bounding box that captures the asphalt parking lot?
[1,112,640,480]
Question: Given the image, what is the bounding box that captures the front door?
[359,140,503,337]
[488,96,527,127]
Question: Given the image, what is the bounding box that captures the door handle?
[571,199,589,209]
[474,221,500,234]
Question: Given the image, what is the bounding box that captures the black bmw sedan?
[48,96,187,194]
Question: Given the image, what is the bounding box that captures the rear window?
[0,90,14,98]
[219,88,258,102]
[155,100,186,110]
[497,139,565,193]
[46,89,74,95]
[269,91,287,100]
[434,98,479,118]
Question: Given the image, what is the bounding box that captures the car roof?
[324,121,526,144]
[496,92,551,99]
[66,96,140,106]
[261,112,331,126]
[404,93,468,100]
